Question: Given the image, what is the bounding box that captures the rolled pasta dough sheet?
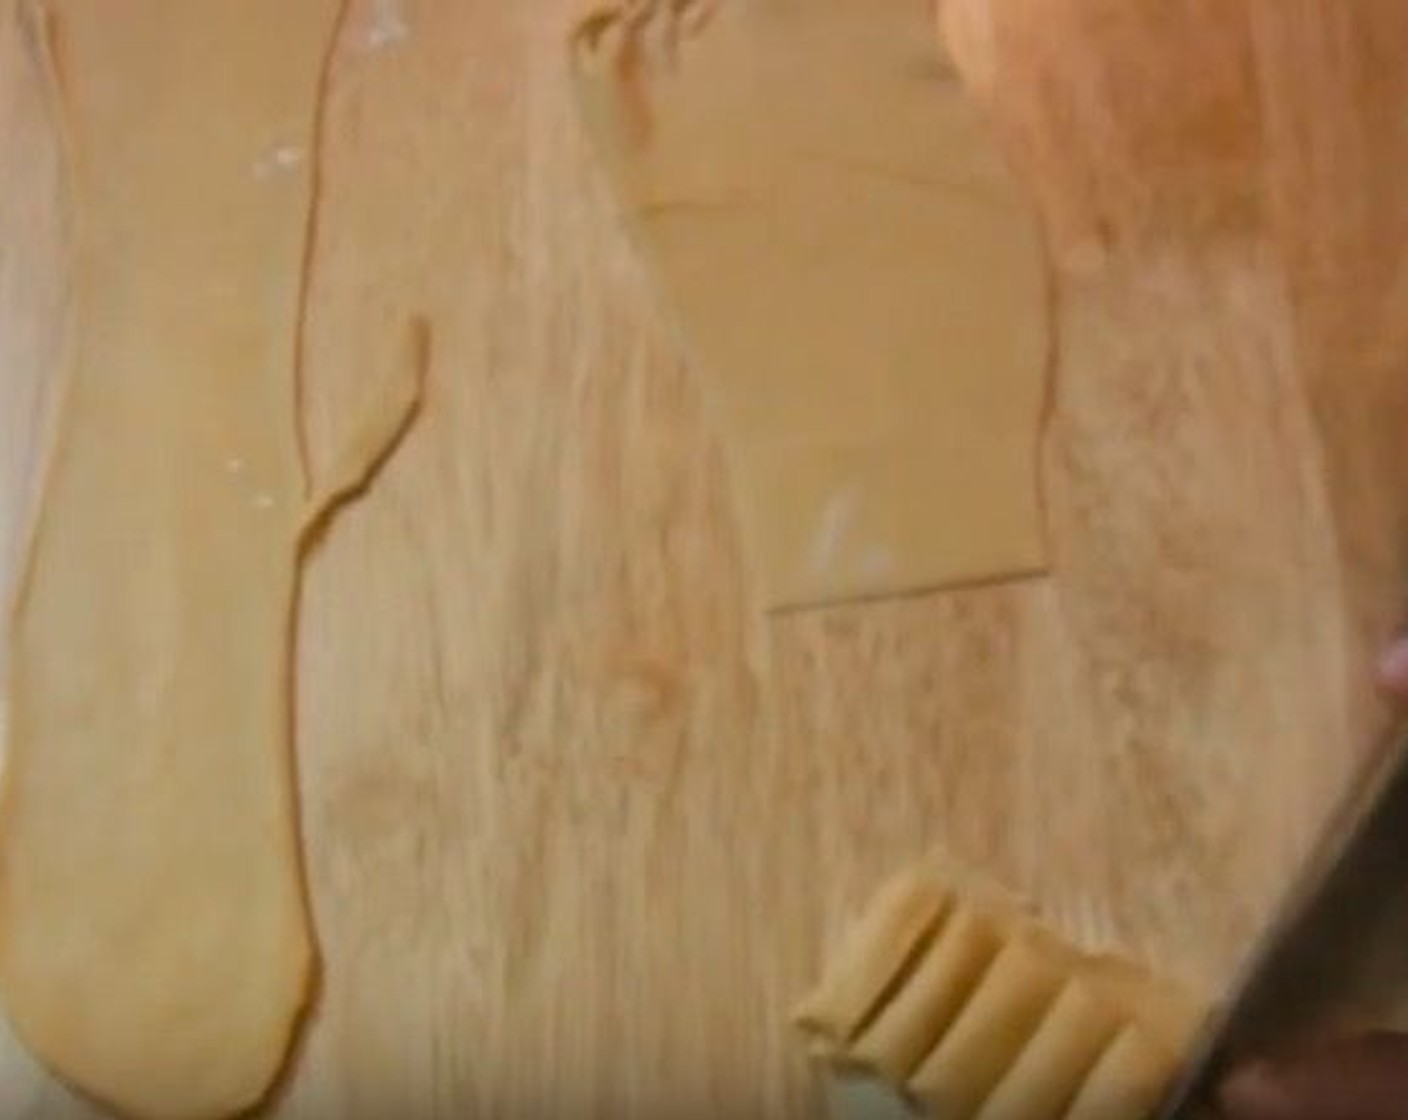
[571,0,1051,608]
[0,3,423,1117]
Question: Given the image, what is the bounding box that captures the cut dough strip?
[794,859,1208,1120]
[0,2,424,1118]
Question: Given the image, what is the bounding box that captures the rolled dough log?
[971,977,1124,1120]
[908,932,1071,1116]
[1061,1025,1183,1120]
[792,865,951,1050]
[0,3,423,1117]
[571,0,1051,609]
[848,907,1005,1080]
[795,859,1208,1119]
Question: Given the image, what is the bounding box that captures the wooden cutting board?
[3,1,1408,1115]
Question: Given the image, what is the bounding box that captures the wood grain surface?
[3,0,1408,1116]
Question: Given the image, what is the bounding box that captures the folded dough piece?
[794,859,1208,1120]
[908,930,1073,1116]
[571,0,1051,609]
[972,975,1125,1120]
[850,906,1006,1080]
[0,3,423,1117]
[793,865,954,1051]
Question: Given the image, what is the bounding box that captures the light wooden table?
[3,1,1408,1116]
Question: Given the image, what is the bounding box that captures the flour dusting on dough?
[809,486,859,578]
[252,493,276,512]
[0,1,359,1114]
[361,0,410,50]
[861,545,895,580]
[252,143,305,179]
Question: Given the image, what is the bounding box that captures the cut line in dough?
[571,0,1052,609]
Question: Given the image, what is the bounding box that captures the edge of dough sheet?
[2,0,79,633]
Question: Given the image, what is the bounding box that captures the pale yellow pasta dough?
[908,932,1070,1116]
[849,907,1004,1081]
[0,3,423,1118]
[793,866,950,1048]
[795,858,1207,1120]
[571,0,1051,608]
[972,978,1124,1120]
[1062,1024,1182,1120]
